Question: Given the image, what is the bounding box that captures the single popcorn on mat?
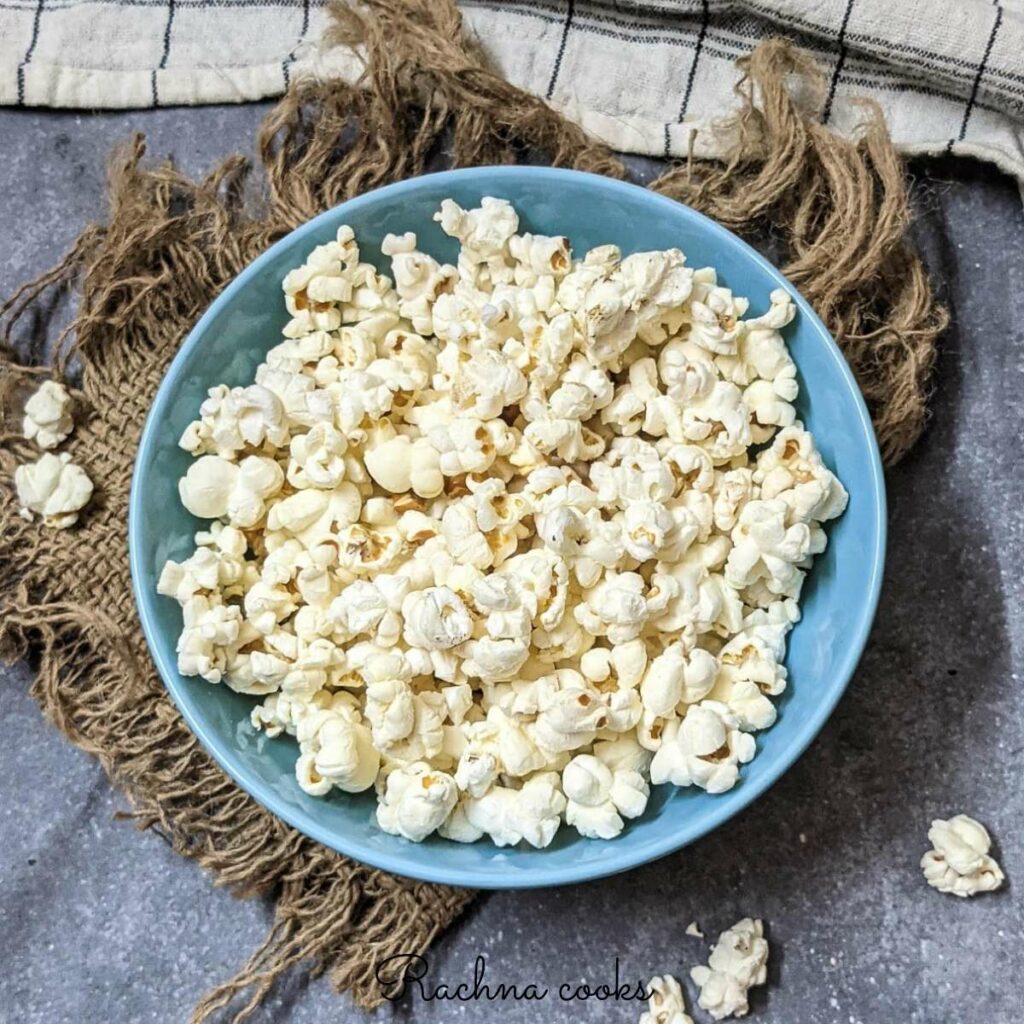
[921,814,1004,897]
[690,917,769,1020]
[15,451,93,528]
[157,197,848,848]
[22,379,74,450]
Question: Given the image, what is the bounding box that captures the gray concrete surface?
[0,105,1021,1024]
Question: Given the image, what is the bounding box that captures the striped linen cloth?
[2,0,1022,177]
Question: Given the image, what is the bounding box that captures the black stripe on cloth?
[823,0,855,123]
[839,71,1000,115]
[677,0,709,123]
[840,49,1002,115]
[150,0,176,107]
[948,1,1003,151]
[282,0,311,89]
[15,0,45,105]
[546,0,575,100]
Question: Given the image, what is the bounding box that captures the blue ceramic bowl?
[130,167,885,889]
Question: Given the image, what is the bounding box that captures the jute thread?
[0,2,945,1021]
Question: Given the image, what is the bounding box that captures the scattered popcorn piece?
[158,198,847,848]
[686,921,704,938]
[921,814,1005,898]
[639,974,694,1024]
[15,451,93,528]
[690,918,769,1020]
[22,379,74,449]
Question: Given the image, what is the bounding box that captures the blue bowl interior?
[129,167,885,889]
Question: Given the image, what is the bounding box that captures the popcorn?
[688,286,747,355]
[594,733,652,776]
[295,706,379,794]
[180,383,288,457]
[288,422,348,488]
[175,595,244,684]
[712,468,754,533]
[562,754,649,839]
[15,451,93,528]
[335,522,402,575]
[530,670,608,754]
[427,416,511,476]
[22,380,73,449]
[481,706,548,775]
[681,381,751,459]
[251,690,317,737]
[160,198,845,848]
[435,196,518,262]
[364,433,443,499]
[178,454,284,526]
[402,586,474,650]
[328,579,400,644]
[709,625,790,730]
[157,525,248,604]
[650,701,756,794]
[621,501,677,561]
[724,499,813,599]
[921,815,1005,897]
[639,974,694,1024]
[364,678,416,750]
[379,690,445,763]
[754,425,848,524]
[446,771,567,848]
[509,232,571,282]
[461,636,530,682]
[575,571,652,644]
[376,763,458,841]
[640,645,719,717]
[690,918,769,1020]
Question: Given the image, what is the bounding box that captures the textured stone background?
[1,104,1021,1024]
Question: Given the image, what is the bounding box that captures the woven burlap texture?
[0,2,946,1021]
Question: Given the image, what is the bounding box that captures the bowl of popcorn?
[129,167,885,888]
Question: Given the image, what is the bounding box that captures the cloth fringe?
[0,1,945,1020]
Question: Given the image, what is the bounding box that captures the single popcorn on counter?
[15,451,93,528]
[690,918,769,1020]
[921,814,1005,897]
[22,379,74,449]
[638,974,694,1024]
[157,197,848,848]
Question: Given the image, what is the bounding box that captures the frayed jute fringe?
[0,2,945,1020]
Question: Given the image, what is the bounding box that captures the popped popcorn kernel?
[921,814,1005,897]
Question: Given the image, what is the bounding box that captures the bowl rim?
[129,165,887,889]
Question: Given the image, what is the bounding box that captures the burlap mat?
[0,2,946,1021]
